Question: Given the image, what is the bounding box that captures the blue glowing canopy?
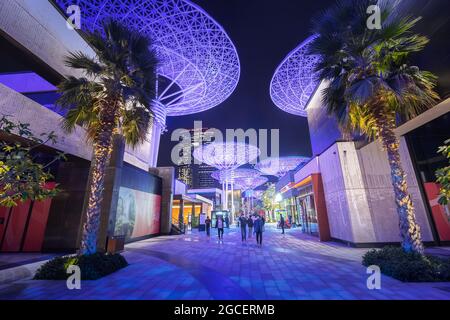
[55,0,240,120]
[270,36,320,117]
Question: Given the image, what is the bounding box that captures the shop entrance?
[296,185,318,236]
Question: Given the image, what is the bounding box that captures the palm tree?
[309,0,439,254]
[57,20,159,255]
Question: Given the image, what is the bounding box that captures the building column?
[148,167,175,235]
[231,182,234,222]
[148,100,166,168]
[311,174,331,242]
[224,180,228,210]
[179,199,184,229]
[221,180,226,210]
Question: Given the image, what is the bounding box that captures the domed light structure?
[211,168,261,184]
[55,0,240,167]
[234,176,268,212]
[194,142,260,171]
[270,35,320,117]
[193,142,260,213]
[255,156,310,178]
[234,176,268,192]
[211,168,261,216]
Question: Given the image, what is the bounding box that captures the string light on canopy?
[193,142,260,214]
[211,168,261,184]
[195,142,260,170]
[270,35,320,117]
[255,156,310,178]
[55,0,240,167]
[234,176,268,192]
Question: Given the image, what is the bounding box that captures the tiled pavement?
[0,225,449,300]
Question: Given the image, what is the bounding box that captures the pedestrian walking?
[225,215,230,228]
[188,214,192,231]
[247,214,254,238]
[280,214,285,234]
[254,215,264,246]
[205,216,211,237]
[216,215,225,241]
[238,212,247,242]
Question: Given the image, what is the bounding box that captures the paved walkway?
[0,225,449,300]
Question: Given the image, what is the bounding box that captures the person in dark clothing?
[215,216,225,241]
[205,216,211,236]
[280,214,285,234]
[238,213,247,242]
[247,215,254,238]
[254,215,264,246]
[225,215,230,228]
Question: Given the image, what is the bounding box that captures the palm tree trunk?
[80,102,117,255]
[376,113,424,254]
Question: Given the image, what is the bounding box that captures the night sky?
[157,0,450,167]
[157,0,335,167]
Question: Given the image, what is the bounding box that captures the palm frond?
[59,19,159,149]
[121,105,152,147]
[309,0,439,142]
[56,77,102,109]
[64,52,103,77]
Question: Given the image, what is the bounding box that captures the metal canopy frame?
[55,0,240,122]
[270,35,320,117]
[255,156,310,178]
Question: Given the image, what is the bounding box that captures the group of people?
[238,212,265,246]
[203,212,265,246]
[204,215,227,241]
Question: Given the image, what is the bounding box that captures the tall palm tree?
[309,0,439,254]
[57,20,159,255]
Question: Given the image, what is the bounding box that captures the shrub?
[34,253,128,280]
[362,246,450,282]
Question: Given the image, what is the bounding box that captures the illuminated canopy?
[252,190,265,200]
[55,0,240,125]
[211,168,261,184]
[255,156,310,178]
[193,142,260,170]
[234,176,268,192]
[270,36,320,117]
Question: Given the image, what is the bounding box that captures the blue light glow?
[55,0,240,120]
[270,36,320,117]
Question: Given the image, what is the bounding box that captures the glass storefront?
[172,199,207,229]
[296,185,319,236]
[281,197,300,227]
[406,112,450,242]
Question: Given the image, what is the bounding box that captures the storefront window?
[406,112,450,242]
[296,185,318,236]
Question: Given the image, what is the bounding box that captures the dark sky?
[157,0,450,167]
[157,0,335,166]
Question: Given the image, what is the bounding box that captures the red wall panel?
[0,183,56,252]
[312,173,331,242]
[22,198,53,251]
[0,207,11,246]
[1,201,31,252]
[424,182,450,242]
